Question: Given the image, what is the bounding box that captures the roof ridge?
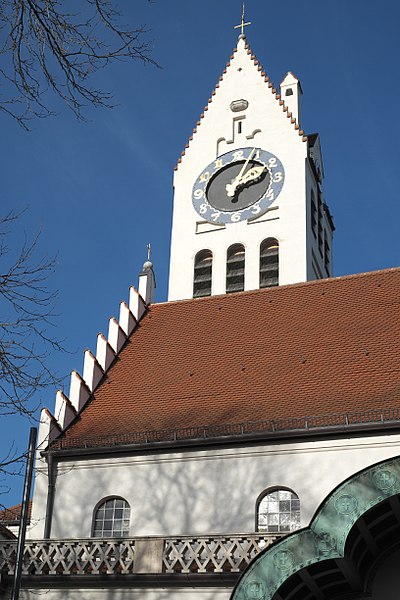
[175,40,306,171]
[150,267,400,310]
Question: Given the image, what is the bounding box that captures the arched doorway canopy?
[231,455,400,600]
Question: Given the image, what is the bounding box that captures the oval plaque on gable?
[230,99,249,112]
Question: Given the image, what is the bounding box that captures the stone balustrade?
[0,533,281,578]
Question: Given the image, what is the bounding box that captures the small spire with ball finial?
[139,242,156,304]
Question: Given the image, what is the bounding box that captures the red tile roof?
[60,268,400,447]
[0,501,32,524]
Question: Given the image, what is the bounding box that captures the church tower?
[168,28,334,302]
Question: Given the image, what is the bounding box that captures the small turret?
[280,71,303,125]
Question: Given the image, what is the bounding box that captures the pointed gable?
[175,37,305,172]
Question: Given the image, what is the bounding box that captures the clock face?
[192,147,285,225]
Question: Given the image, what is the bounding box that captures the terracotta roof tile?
[59,268,400,446]
[0,501,32,524]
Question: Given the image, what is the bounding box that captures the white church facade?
[1,24,400,600]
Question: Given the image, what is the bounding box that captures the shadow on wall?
[48,405,328,538]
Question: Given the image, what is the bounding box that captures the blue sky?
[2,0,400,506]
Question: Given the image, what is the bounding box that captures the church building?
[1,15,400,600]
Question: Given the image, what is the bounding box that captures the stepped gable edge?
[37,285,148,452]
[175,37,306,172]
[54,267,400,449]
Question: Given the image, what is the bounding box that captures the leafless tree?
[0,210,63,419]
[0,0,157,128]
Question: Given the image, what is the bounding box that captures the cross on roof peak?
[234,1,251,38]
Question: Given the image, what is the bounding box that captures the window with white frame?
[257,489,300,533]
[92,497,131,538]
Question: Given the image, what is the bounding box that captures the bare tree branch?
[0,0,158,128]
[0,210,64,417]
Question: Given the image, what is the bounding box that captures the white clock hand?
[236,147,256,181]
[226,147,256,197]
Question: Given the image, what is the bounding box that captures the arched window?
[193,250,213,298]
[92,497,131,538]
[257,489,300,533]
[226,244,245,293]
[259,238,279,288]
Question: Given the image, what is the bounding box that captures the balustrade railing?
[163,534,280,573]
[0,533,280,577]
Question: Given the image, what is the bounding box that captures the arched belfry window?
[226,244,245,293]
[193,250,213,298]
[260,238,279,288]
[92,497,131,538]
[257,488,300,533]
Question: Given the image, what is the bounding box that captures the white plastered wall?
[28,433,400,540]
[168,37,308,301]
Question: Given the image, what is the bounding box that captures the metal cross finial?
[234,1,251,37]
[147,243,151,261]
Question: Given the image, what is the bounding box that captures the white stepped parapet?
[96,332,116,371]
[49,276,150,433]
[119,301,137,336]
[139,262,156,305]
[108,316,127,353]
[83,349,104,392]
[129,286,146,321]
[69,370,91,412]
[54,390,77,430]
[38,408,62,451]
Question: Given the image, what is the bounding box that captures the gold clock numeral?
[233,150,244,161]
[199,171,210,183]
[214,159,223,170]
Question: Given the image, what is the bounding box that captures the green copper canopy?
[231,455,400,600]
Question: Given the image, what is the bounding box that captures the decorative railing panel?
[163,534,280,574]
[0,534,281,578]
[0,539,135,575]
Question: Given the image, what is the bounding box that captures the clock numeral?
[211,211,221,221]
[194,188,204,199]
[199,171,210,183]
[199,203,208,214]
[233,150,244,161]
[273,171,283,182]
[251,203,261,215]
[254,149,260,160]
[231,212,241,222]
[214,159,223,170]
[266,187,275,200]
[268,157,277,168]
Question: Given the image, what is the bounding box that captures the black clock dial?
[192,147,285,225]
[206,160,271,212]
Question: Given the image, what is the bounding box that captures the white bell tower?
[168,28,334,302]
